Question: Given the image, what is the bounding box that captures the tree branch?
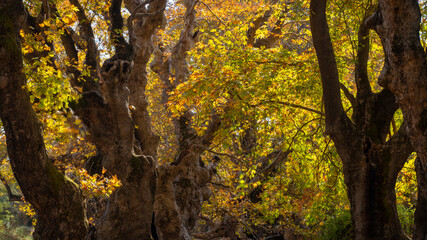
[386,122,413,177]
[340,83,356,107]
[254,19,283,49]
[257,100,324,116]
[246,0,280,46]
[355,14,373,99]
[0,4,88,237]
[310,0,345,135]
[127,0,166,157]
[109,0,132,59]
[69,0,100,71]
[0,173,23,202]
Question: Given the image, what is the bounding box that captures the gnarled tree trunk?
[310,0,412,239]
[63,0,220,238]
[365,1,427,238]
[0,1,87,239]
[59,0,168,238]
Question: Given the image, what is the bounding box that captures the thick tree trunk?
[345,169,406,239]
[66,0,167,238]
[154,165,192,240]
[154,152,218,240]
[366,1,427,238]
[0,1,87,239]
[96,155,156,240]
[72,60,158,239]
[310,0,412,239]
[339,129,411,239]
[149,1,224,238]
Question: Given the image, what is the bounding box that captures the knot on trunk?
[101,59,132,88]
[100,59,133,114]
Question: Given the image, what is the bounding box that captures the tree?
[0,1,88,239]
[365,1,427,239]
[310,0,425,239]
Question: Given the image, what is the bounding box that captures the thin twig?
[199,1,226,27]
[209,181,230,188]
[240,220,260,240]
[286,117,321,153]
[199,1,240,42]
[256,100,324,116]
[203,147,243,163]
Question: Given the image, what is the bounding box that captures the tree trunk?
[310,0,412,239]
[96,156,156,239]
[0,1,87,239]
[65,0,167,238]
[339,129,411,239]
[366,1,427,238]
[149,0,225,238]
[71,60,158,239]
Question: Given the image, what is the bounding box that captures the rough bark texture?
[366,1,427,238]
[0,1,88,239]
[71,60,157,239]
[61,0,220,238]
[60,0,167,238]
[149,1,225,238]
[310,0,412,239]
[127,0,164,158]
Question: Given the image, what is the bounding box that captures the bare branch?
[203,148,243,164]
[109,0,132,59]
[254,100,324,116]
[199,1,227,28]
[0,173,23,202]
[286,117,321,152]
[66,27,85,50]
[340,83,356,107]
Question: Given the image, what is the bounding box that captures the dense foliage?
[0,0,424,239]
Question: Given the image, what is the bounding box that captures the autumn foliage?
[0,0,424,239]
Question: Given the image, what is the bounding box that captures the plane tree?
[310,0,425,239]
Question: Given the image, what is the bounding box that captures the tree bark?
[0,1,88,239]
[340,125,411,240]
[366,1,427,238]
[59,0,167,238]
[310,0,412,239]
[61,0,220,238]
[71,59,158,240]
[149,1,225,238]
